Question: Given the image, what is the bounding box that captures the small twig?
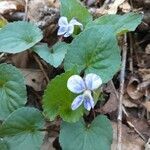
[24,0,29,21]
[129,0,133,9]
[110,80,128,117]
[129,33,134,73]
[145,90,150,120]
[127,121,146,141]
[33,54,49,83]
[0,53,5,60]
[111,81,146,142]
[101,0,111,9]
[117,34,127,150]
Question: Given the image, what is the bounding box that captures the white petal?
[71,95,84,110]
[64,25,74,37]
[83,93,94,111]
[70,18,83,30]
[57,26,68,36]
[67,75,86,94]
[58,16,68,26]
[85,73,102,90]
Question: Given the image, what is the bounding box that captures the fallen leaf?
[145,44,150,54]
[89,0,126,15]
[127,76,144,100]
[119,1,131,13]
[112,122,145,150]
[107,0,126,14]
[0,1,24,14]
[143,101,150,112]
[139,69,150,81]
[145,138,150,150]
[7,51,30,68]
[41,137,55,150]
[127,117,150,137]
[20,69,46,91]
[123,94,138,108]
[96,82,118,114]
[101,92,118,114]
[0,1,16,14]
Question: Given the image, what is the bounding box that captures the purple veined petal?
[83,92,94,111]
[57,26,68,36]
[63,24,74,37]
[67,75,86,94]
[69,18,83,30]
[85,73,102,91]
[71,95,84,110]
[58,16,68,26]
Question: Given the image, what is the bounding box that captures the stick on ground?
[117,34,127,150]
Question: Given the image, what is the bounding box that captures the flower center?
[83,90,92,99]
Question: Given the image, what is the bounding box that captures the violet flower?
[67,73,102,111]
[57,16,83,37]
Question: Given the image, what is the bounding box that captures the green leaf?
[0,107,45,150]
[64,26,121,83]
[32,42,68,68]
[60,0,92,26]
[0,139,8,150]
[86,13,142,34]
[0,63,27,120]
[0,21,43,53]
[59,115,113,150]
[43,70,84,123]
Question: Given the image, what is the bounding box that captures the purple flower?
[57,16,83,37]
[67,73,102,111]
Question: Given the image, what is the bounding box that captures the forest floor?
[0,0,149,150]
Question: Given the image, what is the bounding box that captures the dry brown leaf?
[97,82,118,114]
[145,44,150,54]
[0,0,24,14]
[123,94,138,108]
[127,76,144,100]
[145,138,150,150]
[41,137,55,150]
[101,92,118,114]
[112,122,145,150]
[139,69,150,81]
[28,0,59,28]
[47,0,60,8]
[7,51,30,68]
[119,1,131,13]
[90,0,126,15]
[143,101,150,112]
[138,81,150,99]
[20,69,46,91]
[128,117,150,136]
[0,1,17,14]
[107,0,126,14]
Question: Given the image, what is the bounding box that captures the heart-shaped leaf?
[60,0,92,26]
[59,115,113,150]
[0,63,27,120]
[43,70,84,123]
[0,107,45,150]
[32,42,68,68]
[0,21,43,53]
[86,13,142,34]
[64,26,121,83]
